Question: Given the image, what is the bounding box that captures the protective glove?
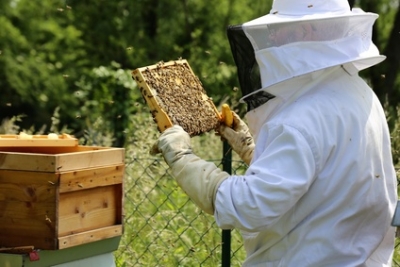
[217,112,254,165]
[151,125,229,215]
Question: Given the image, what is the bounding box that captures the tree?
[355,0,400,109]
[1,0,399,144]
[0,0,87,130]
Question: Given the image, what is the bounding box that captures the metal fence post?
[221,141,232,267]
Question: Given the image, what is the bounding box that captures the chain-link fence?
[115,145,400,266]
[396,237,400,266]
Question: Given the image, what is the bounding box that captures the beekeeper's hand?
[217,112,254,165]
[150,125,192,165]
[151,125,229,214]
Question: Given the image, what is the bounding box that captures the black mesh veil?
[226,25,261,99]
[227,25,275,111]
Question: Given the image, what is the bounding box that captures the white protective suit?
[215,65,397,266]
[153,0,398,266]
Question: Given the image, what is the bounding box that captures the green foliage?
[389,106,400,168]
[0,0,87,130]
[74,62,141,146]
[1,0,273,141]
[2,0,399,139]
[1,1,400,264]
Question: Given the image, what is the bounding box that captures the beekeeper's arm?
[151,125,229,215]
[217,112,255,165]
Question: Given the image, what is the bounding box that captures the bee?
[45,215,52,223]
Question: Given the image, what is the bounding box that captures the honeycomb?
[132,60,221,136]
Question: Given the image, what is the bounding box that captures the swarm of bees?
[132,60,221,136]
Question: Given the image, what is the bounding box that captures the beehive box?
[0,145,124,250]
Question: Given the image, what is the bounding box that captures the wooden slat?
[58,225,123,249]
[0,145,107,154]
[58,185,121,236]
[0,153,57,172]
[0,134,78,147]
[59,164,123,193]
[0,169,58,184]
[0,147,124,172]
[55,148,124,172]
[0,245,34,254]
[0,233,57,251]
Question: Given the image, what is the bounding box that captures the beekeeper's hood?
[227,0,385,110]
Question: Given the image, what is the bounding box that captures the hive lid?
[0,134,78,147]
[132,59,222,136]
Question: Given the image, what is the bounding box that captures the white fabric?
[214,66,397,266]
[240,13,385,102]
[252,36,384,95]
[171,153,229,215]
[238,0,385,101]
[244,0,372,25]
[270,0,350,17]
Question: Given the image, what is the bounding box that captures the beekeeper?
[152,0,398,265]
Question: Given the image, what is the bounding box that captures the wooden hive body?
[0,145,124,250]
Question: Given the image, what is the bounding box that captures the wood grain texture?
[0,147,124,172]
[0,146,124,250]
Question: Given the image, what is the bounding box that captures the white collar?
[245,66,345,140]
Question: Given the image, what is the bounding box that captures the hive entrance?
[132,60,221,136]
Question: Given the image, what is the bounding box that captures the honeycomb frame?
[132,60,221,136]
